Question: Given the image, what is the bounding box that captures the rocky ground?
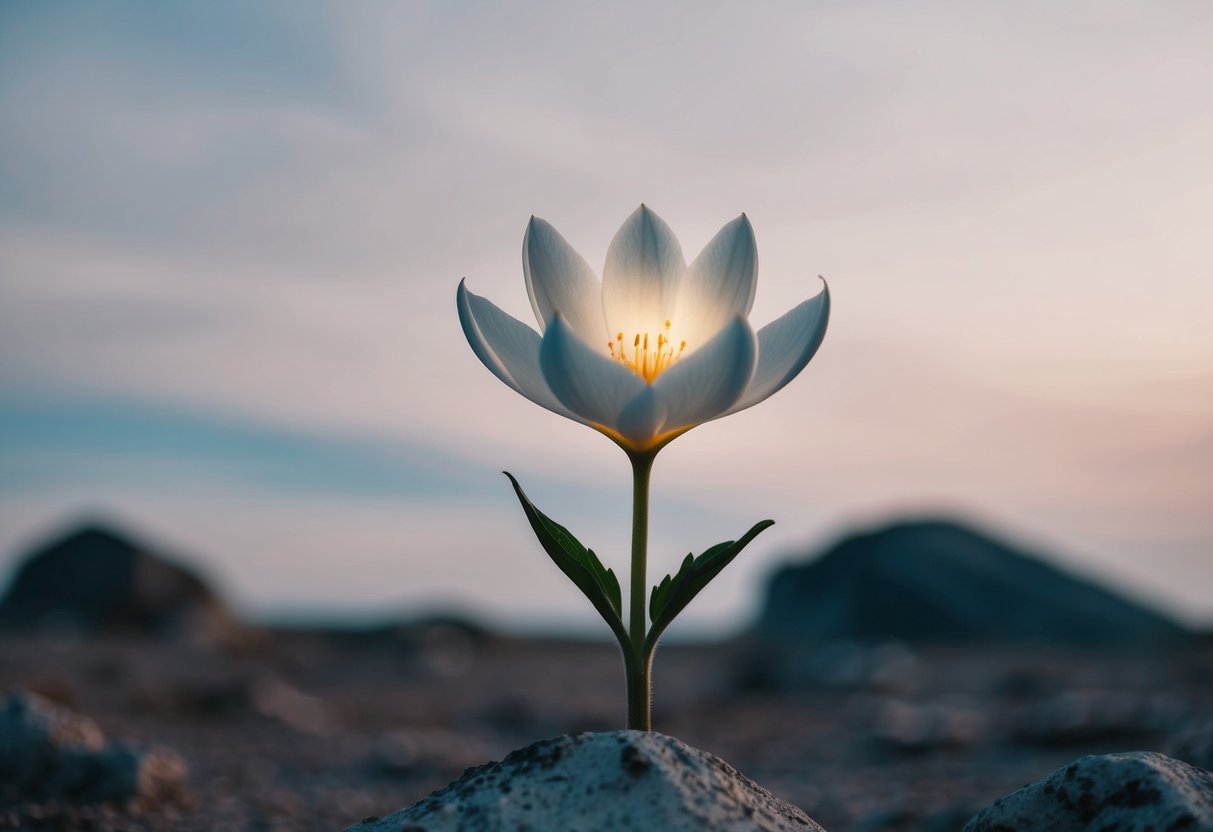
[1,626,1211,831]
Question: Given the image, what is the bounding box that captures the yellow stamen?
[607,323,687,383]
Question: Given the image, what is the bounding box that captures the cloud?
[0,392,491,499]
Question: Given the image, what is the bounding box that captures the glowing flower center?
[607,319,687,383]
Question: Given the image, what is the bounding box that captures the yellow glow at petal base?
[607,321,687,383]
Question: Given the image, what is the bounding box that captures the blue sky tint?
[0,394,490,498]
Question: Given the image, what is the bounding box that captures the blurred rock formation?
[0,524,237,642]
[757,518,1187,645]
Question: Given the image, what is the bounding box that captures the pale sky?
[1,1,1211,634]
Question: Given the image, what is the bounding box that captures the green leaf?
[503,472,626,644]
[646,519,774,652]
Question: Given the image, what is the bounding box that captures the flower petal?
[725,279,830,416]
[616,386,666,448]
[652,316,757,433]
[539,313,647,431]
[456,280,582,421]
[675,214,758,349]
[602,205,685,337]
[523,216,604,340]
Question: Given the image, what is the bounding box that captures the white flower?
[457,205,830,454]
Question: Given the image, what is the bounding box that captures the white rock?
[349,730,825,832]
[963,751,1213,832]
[0,689,187,805]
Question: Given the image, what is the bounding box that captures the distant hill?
[0,524,236,639]
[755,519,1187,644]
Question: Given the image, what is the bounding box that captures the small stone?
[963,751,1213,831]
[0,689,188,806]
[0,689,105,791]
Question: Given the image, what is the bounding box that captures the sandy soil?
[2,626,1210,831]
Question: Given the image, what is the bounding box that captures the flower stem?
[626,450,655,730]
[624,640,653,731]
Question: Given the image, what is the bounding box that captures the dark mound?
[756,519,1187,644]
[0,524,233,638]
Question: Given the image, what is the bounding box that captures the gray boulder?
[0,690,187,805]
[757,519,1186,644]
[0,524,236,640]
[963,751,1213,831]
[348,730,824,832]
